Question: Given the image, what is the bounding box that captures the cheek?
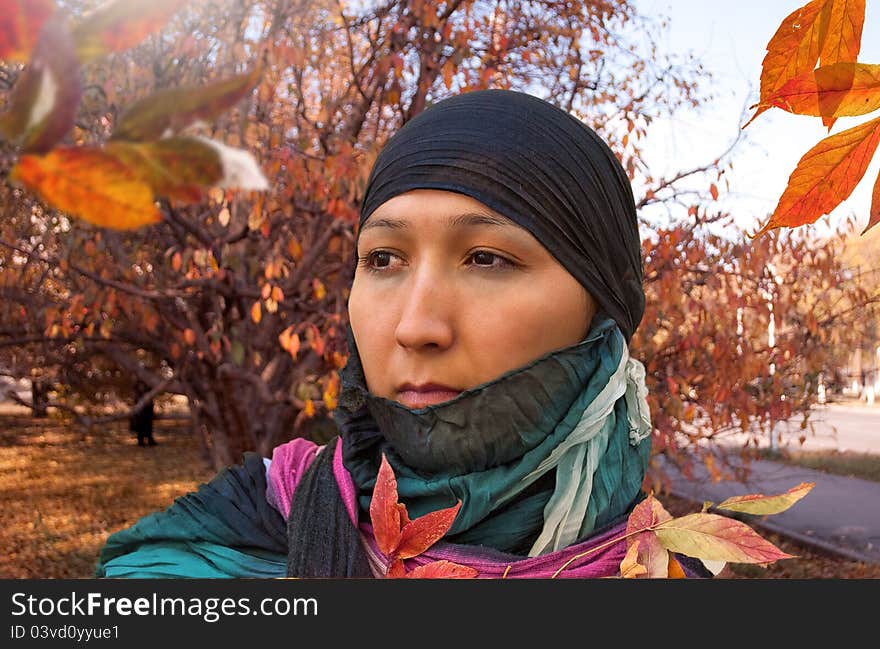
[460,280,589,373]
[347,276,394,390]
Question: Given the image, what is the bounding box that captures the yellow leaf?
[620,540,648,578]
[287,235,303,261]
[10,148,160,229]
[312,278,326,301]
[715,481,815,516]
[654,513,796,564]
[304,399,315,417]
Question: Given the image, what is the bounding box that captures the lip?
[396,382,462,408]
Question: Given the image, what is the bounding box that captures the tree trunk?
[31,379,49,418]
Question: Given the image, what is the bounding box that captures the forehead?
[359,189,528,238]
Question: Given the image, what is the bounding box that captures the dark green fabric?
[338,314,651,555]
[286,437,373,577]
[95,452,286,578]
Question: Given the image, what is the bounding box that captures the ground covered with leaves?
[1,411,878,579]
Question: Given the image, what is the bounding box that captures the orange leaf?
[758,63,880,120]
[667,556,687,579]
[0,0,55,62]
[865,168,880,235]
[386,559,407,578]
[104,137,223,202]
[756,115,880,234]
[819,0,865,68]
[758,0,831,104]
[709,183,719,200]
[71,0,187,64]
[369,453,402,556]
[395,501,461,559]
[183,328,196,346]
[620,540,648,579]
[10,147,160,229]
[654,513,797,564]
[403,560,478,579]
[250,301,261,324]
[112,66,262,141]
[715,481,815,516]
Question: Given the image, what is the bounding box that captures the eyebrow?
[359,211,516,233]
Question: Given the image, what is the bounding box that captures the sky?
[633,0,880,239]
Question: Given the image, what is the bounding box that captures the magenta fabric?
[266,437,321,518]
[267,437,630,578]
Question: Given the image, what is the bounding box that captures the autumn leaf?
[667,556,687,579]
[0,0,55,62]
[624,494,671,577]
[403,560,479,579]
[654,513,796,564]
[396,501,462,559]
[866,169,880,234]
[0,14,81,154]
[112,66,263,142]
[620,540,648,578]
[757,0,832,106]
[714,481,814,516]
[10,147,160,229]
[369,453,402,556]
[104,137,224,202]
[368,453,469,577]
[819,0,865,69]
[755,115,880,234]
[71,0,188,64]
[756,63,880,121]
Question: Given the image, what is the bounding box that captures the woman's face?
[348,189,597,409]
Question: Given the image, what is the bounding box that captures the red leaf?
[625,494,672,577]
[369,453,401,556]
[395,501,461,559]
[0,14,81,154]
[386,559,406,578]
[403,560,478,579]
[0,0,55,62]
[756,115,880,234]
[71,0,188,63]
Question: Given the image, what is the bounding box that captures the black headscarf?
[358,89,645,343]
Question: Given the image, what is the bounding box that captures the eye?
[468,250,515,269]
[358,250,401,273]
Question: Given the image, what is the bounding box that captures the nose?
[394,266,455,351]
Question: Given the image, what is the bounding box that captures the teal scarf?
[338,314,652,556]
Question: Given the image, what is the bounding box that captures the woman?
[95,89,711,578]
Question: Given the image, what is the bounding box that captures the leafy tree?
[1,0,874,479]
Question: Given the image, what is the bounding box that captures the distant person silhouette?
[129,380,157,447]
